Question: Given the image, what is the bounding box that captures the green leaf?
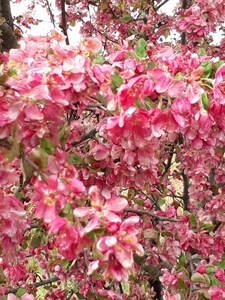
[201,61,212,78]
[68,153,83,165]
[29,147,47,170]
[62,202,72,215]
[174,72,184,80]
[201,223,214,231]
[40,138,54,155]
[201,93,208,111]
[0,266,5,284]
[5,124,20,162]
[176,253,186,269]
[8,66,17,77]
[122,15,131,23]
[158,198,166,206]
[218,258,225,269]
[97,93,107,106]
[161,231,173,237]
[210,276,221,286]
[178,278,187,289]
[198,48,207,56]
[135,45,146,58]
[137,38,147,48]
[206,266,215,275]
[30,233,42,249]
[147,62,156,69]
[87,228,104,241]
[199,294,209,300]
[189,213,197,227]
[93,54,105,64]
[61,258,69,268]
[145,97,152,109]
[134,100,145,108]
[110,73,123,94]
[135,38,147,58]
[20,158,35,187]
[214,60,225,72]
[110,74,123,88]
[16,288,27,297]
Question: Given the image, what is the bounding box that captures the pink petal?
[87,260,100,275]
[114,245,133,268]
[24,104,44,120]
[105,196,127,212]
[73,207,94,218]
[70,178,86,194]
[84,215,100,233]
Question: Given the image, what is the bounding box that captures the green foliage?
[16,288,27,297]
[201,93,208,111]
[201,61,212,78]
[30,233,42,249]
[189,213,197,227]
[135,38,147,58]
[110,72,123,94]
[40,138,54,155]
[210,276,221,286]
[68,152,83,165]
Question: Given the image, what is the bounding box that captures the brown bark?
[0,0,17,52]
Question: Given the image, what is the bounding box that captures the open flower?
[74,186,127,234]
[88,216,144,281]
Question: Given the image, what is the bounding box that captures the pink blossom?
[83,37,102,53]
[74,186,127,234]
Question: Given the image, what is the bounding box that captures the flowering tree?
[0,0,225,299]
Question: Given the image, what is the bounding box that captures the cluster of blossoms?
[177,0,225,42]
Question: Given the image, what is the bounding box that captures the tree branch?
[0,0,17,51]
[71,128,97,147]
[60,0,69,45]
[181,170,190,210]
[45,0,56,28]
[156,0,171,11]
[162,143,175,176]
[5,276,59,295]
[125,208,177,222]
[181,0,189,45]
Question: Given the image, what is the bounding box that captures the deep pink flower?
[74,186,127,234]
[32,175,66,223]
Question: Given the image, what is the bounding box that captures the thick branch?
[181,0,189,45]
[0,0,17,51]
[162,143,175,176]
[60,0,69,45]
[0,0,13,27]
[5,276,59,295]
[156,0,171,11]
[181,170,190,210]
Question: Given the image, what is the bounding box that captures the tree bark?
[0,0,17,52]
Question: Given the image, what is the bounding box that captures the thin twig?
[45,0,56,28]
[71,128,97,147]
[187,253,194,300]
[156,0,171,11]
